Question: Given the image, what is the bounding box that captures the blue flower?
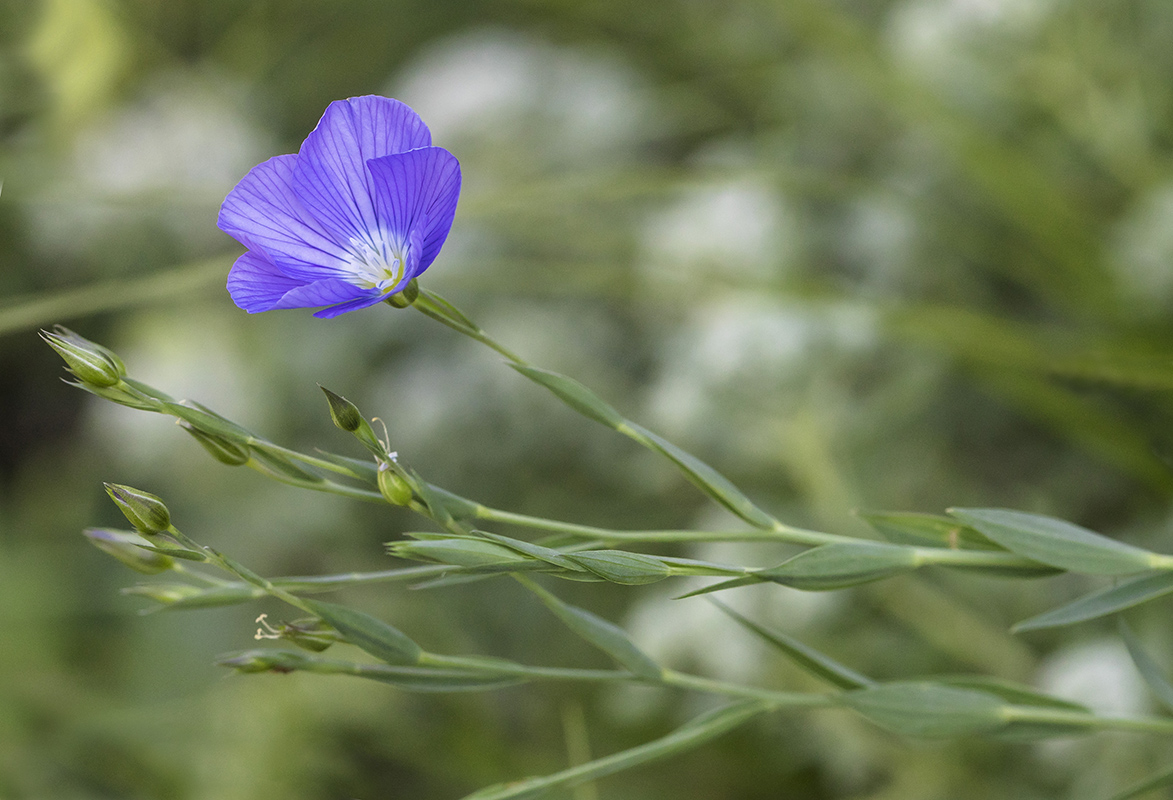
[218,96,461,318]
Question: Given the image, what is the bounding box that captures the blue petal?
[227,250,305,312]
[218,155,351,282]
[313,293,390,319]
[228,250,372,313]
[366,146,461,277]
[292,96,432,247]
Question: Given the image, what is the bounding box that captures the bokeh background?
[4,0,1173,797]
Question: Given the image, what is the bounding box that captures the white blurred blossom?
[1036,638,1148,717]
[391,29,649,157]
[640,180,796,286]
[29,72,271,258]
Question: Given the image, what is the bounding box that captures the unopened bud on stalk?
[41,328,124,388]
[378,462,413,506]
[319,386,386,457]
[180,423,250,466]
[217,649,310,674]
[320,386,363,432]
[384,278,419,309]
[121,583,204,605]
[104,483,171,534]
[83,528,175,574]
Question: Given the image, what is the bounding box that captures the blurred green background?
[5,0,1173,797]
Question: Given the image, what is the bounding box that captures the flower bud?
[180,423,250,466]
[83,528,175,574]
[320,385,363,432]
[104,483,171,534]
[378,462,413,506]
[121,583,204,605]
[41,329,123,388]
[384,278,419,309]
[216,649,310,674]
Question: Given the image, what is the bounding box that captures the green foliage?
[10,0,1173,796]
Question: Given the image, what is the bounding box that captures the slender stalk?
[247,439,369,479]
[661,669,839,708]
[163,526,316,615]
[243,457,385,502]
[472,503,849,546]
[1000,706,1173,735]
[419,653,633,683]
[912,547,1051,570]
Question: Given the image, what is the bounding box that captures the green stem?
[270,564,452,591]
[1001,706,1173,735]
[419,653,633,683]
[248,439,369,479]
[912,547,1052,570]
[243,457,385,503]
[164,526,315,615]
[472,502,847,546]
[661,669,839,707]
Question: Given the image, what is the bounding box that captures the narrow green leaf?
[710,599,873,689]
[521,578,662,680]
[305,450,379,482]
[625,423,778,529]
[478,531,587,572]
[301,598,422,666]
[857,510,1001,550]
[1103,764,1173,800]
[422,484,482,519]
[935,676,1088,712]
[249,447,325,482]
[390,537,533,568]
[461,700,768,800]
[567,550,674,585]
[948,508,1158,575]
[164,401,252,442]
[844,682,1008,737]
[1118,619,1173,715]
[509,364,626,428]
[216,649,523,692]
[416,289,482,334]
[757,542,920,590]
[1013,572,1173,632]
[507,363,776,530]
[674,576,762,598]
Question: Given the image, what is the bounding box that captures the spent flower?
[218,96,461,317]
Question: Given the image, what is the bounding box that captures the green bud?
[83,528,175,574]
[318,386,387,457]
[384,278,419,309]
[121,583,204,605]
[180,422,250,466]
[378,462,413,505]
[319,385,364,432]
[216,649,310,674]
[41,329,123,388]
[104,483,171,534]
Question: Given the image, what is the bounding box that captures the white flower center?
[345,231,407,292]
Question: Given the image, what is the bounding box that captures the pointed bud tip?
[42,329,123,388]
[104,483,171,534]
[319,385,364,432]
